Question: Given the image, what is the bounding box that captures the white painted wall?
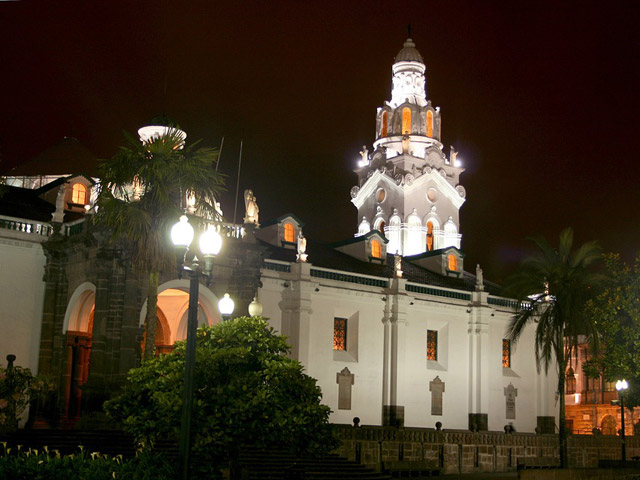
[0,233,46,372]
[260,263,558,432]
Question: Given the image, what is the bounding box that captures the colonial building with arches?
[0,37,586,435]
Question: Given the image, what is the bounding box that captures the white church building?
[0,38,557,434]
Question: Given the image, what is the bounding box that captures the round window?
[376,188,386,203]
[426,187,438,203]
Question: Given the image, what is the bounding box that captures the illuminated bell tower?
[350,38,466,257]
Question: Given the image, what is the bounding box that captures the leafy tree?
[585,253,640,408]
[95,127,224,359]
[104,317,336,478]
[504,228,601,467]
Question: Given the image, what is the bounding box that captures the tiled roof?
[260,238,501,294]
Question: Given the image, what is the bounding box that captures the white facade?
[0,219,47,372]
[257,257,556,432]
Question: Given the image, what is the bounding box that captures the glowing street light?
[171,215,225,480]
[615,379,629,461]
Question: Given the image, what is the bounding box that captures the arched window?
[448,254,457,271]
[284,223,295,243]
[426,110,433,138]
[371,239,382,259]
[426,221,434,251]
[378,221,386,234]
[381,111,388,137]
[402,108,411,135]
[566,367,576,394]
[71,183,87,205]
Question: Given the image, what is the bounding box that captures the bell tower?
[350,38,466,257]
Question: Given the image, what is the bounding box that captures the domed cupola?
[391,38,427,108]
[394,38,424,63]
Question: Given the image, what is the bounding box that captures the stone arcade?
[0,38,558,433]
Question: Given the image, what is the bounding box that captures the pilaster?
[467,289,491,431]
[281,262,313,365]
[382,277,409,427]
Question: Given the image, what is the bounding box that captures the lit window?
[502,339,511,368]
[71,183,87,205]
[427,330,438,361]
[377,188,386,203]
[284,223,295,243]
[381,111,388,137]
[371,239,382,258]
[447,254,457,271]
[426,222,434,251]
[604,380,616,392]
[426,110,433,137]
[566,368,576,394]
[402,108,411,135]
[333,318,347,351]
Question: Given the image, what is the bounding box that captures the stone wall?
[334,425,640,474]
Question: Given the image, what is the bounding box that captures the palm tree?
[505,228,601,468]
[95,127,224,360]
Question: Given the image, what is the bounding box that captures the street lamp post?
[171,216,223,480]
[615,379,629,461]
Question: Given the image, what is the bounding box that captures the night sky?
[1,1,639,282]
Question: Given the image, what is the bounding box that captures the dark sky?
[1,1,639,282]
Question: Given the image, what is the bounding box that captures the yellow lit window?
[71,183,87,205]
[381,111,388,137]
[502,339,511,368]
[333,318,347,350]
[447,254,457,271]
[371,239,382,258]
[427,330,437,361]
[426,110,433,137]
[402,108,411,135]
[284,223,295,243]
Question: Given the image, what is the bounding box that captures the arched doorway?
[601,415,617,435]
[62,284,95,423]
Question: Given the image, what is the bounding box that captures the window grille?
[502,339,511,368]
[427,330,438,361]
[333,318,347,351]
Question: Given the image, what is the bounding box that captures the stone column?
[467,289,490,431]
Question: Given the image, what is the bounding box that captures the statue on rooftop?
[243,189,259,225]
[297,231,308,263]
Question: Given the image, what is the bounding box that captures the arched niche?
[139,279,223,345]
[63,282,96,333]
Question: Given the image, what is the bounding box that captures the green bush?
[0,442,175,479]
[106,316,337,477]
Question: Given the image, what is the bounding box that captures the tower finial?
[407,23,412,38]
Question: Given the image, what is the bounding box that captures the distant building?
[1,38,558,433]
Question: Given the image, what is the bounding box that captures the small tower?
[350,38,466,257]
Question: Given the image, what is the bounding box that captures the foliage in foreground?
[0,362,52,434]
[0,443,175,480]
[584,253,640,408]
[105,317,336,477]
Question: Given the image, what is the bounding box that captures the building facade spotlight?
[248,296,263,317]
